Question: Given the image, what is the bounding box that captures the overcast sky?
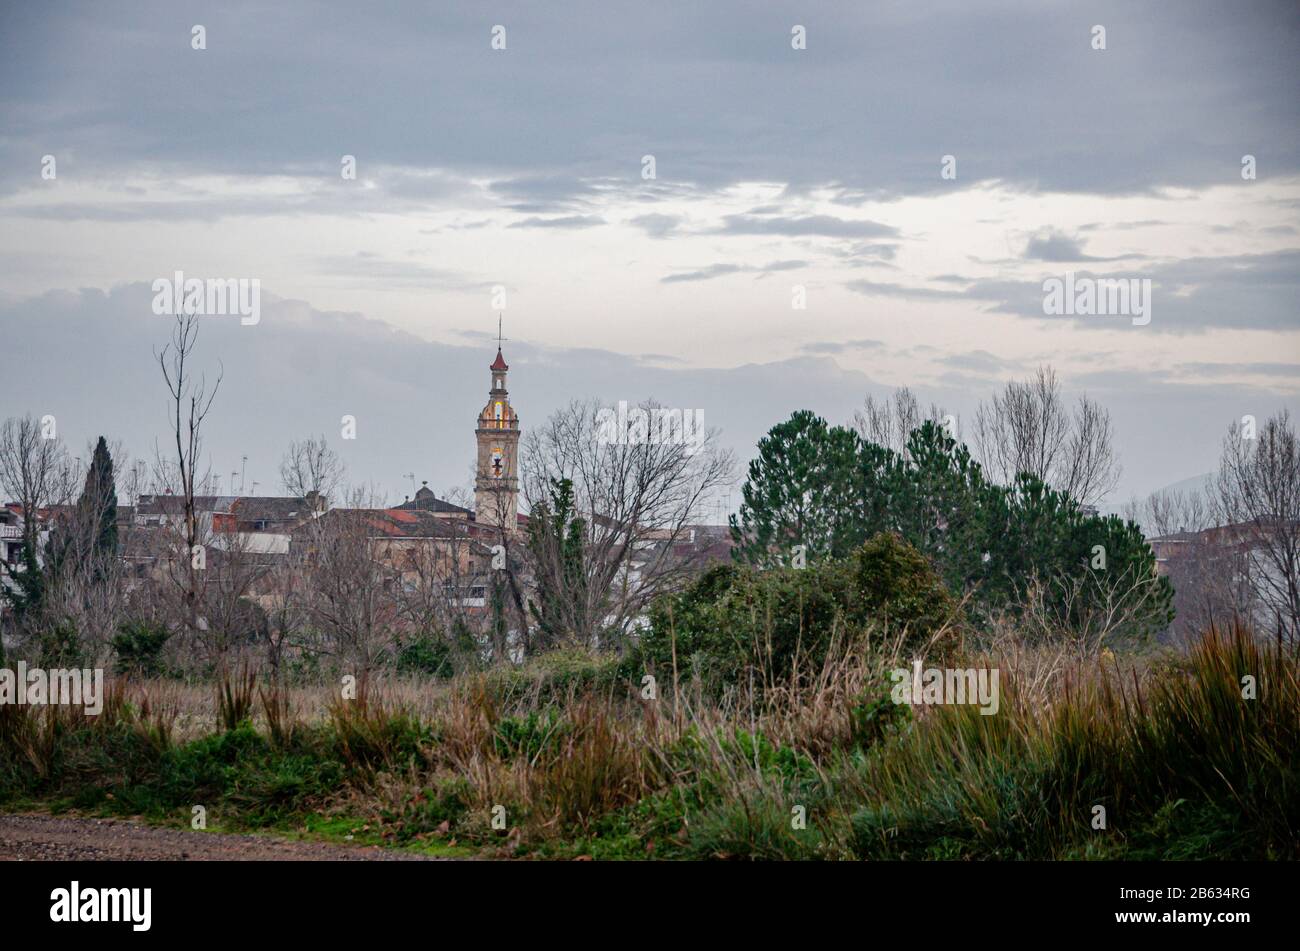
[1,0,1297,510]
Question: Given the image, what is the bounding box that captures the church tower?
[474,336,520,530]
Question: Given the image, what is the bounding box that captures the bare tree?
[388,509,498,669]
[1059,394,1122,507]
[0,415,77,660]
[154,314,222,639]
[1121,484,1248,643]
[520,399,734,651]
[253,530,311,679]
[36,439,134,662]
[1011,561,1173,655]
[0,414,71,553]
[972,366,1120,506]
[200,530,273,662]
[1214,410,1300,637]
[854,387,946,457]
[468,480,531,660]
[1122,485,1214,538]
[297,486,397,673]
[280,435,344,503]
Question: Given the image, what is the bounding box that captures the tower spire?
[477,326,519,530]
[490,314,509,371]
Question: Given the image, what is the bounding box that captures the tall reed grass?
[0,623,1293,859]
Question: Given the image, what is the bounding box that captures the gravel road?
[0,813,439,860]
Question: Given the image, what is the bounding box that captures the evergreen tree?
[38,436,118,600]
[526,478,590,648]
[731,411,880,565]
[80,436,118,565]
[730,413,1171,640]
[890,421,1001,596]
[1,542,46,627]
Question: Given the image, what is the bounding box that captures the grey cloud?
[4,168,482,223]
[1079,220,1169,232]
[0,1,1297,202]
[507,215,607,229]
[1023,229,1149,263]
[313,252,479,288]
[488,176,602,214]
[802,339,884,355]
[662,259,807,283]
[661,264,744,283]
[718,214,898,239]
[1174,361,1300,378]
[628,213,682,238]
[836,242,900,265]
[844,279,969,300]
[850,251,1300,334]
[1024,231,1105,262]
[941,350,1020,374]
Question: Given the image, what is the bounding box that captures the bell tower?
[474,321,520,529]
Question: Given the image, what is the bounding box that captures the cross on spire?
[490,314,510,372]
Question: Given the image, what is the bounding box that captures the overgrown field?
[1,622,1295,860]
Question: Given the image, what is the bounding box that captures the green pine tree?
[728,414,1171,641]
[731,410,883,566]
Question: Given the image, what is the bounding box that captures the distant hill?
[1152,473,1215,497]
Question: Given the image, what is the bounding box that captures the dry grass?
[3,624,1293,859]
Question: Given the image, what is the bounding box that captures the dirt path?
[0,813,440,861]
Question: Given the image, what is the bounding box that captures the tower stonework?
[474,346,520,529]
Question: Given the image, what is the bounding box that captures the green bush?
[685,791,827,860]
[396,632,455,678]
[39,620,84,667]
[112,620,171,677]
[481,648,627,705]
[493,709,569,762]
[848,675,914,750]
[382,778,473,843]
[638,532,960,687]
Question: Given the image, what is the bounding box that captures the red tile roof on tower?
[490,349,508,371]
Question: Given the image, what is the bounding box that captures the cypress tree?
[81,436,118,562]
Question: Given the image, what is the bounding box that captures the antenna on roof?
[403,472,416,496]
[240,456,248,493]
